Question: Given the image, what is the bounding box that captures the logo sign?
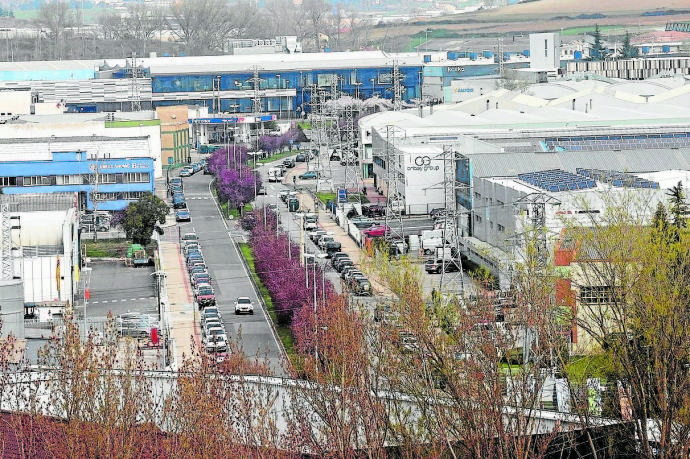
[337,189,347,203]
[408,155,439,172]
[447,66,465,72]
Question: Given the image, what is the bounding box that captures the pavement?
[155,179,199,369]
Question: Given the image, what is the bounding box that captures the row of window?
[0,173,150,187]
[93,191,146,201]
[473,214,506,233]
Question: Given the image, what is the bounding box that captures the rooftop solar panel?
[517,169,597,193]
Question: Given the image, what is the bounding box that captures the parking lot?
[80,260,158,322]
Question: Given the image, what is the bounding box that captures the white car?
[234,296,255,315]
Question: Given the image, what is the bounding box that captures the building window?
[56,175,82,185]
[0,177,17,186]
[490,221,494,230]
[24,176,50,186]
[122,191,144,200]
[92,192,110,201]
[125,172,150,183]
[475,214,482,223]
[497,224,505,232]
[474,192,481,199]
[98,174,117,184]
[579,286,614,304]
[497,200,504,207]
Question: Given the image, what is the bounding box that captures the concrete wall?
[530,33,561,70]
[0,89,31,115]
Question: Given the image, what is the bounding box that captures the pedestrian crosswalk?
[89,296,156,305]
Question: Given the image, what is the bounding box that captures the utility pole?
[383,126,406,251]
[392,60,404,111]
[438,145,468,298]
[128,52,142,112]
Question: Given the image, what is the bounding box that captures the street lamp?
[354,81,362,99]
[276,74,282,120]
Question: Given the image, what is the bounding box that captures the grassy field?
[83,239,157,258]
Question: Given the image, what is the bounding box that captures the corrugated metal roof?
[470,148,690,178]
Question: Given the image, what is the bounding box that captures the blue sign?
[337,189,347,203]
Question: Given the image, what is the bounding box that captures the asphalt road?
[81,261,158,321]
[179,172,287,376]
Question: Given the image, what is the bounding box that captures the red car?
[363,225,390,238]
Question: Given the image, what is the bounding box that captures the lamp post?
[276,74,281,120]
[354,82,362,99]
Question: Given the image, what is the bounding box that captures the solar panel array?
[576,168,660,189]
[517,169,596,192]
[543,133,690,152]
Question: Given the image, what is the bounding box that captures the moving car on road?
[234,296,255,315]
[299,171,319,180]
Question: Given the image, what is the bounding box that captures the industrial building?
[363,76,690,288]
[0,194,80,340]
[0,112,161,211]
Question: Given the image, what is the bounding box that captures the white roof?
[143,51,424,75]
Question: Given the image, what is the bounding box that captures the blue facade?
[147,66,422,115]
[0,151,154,211]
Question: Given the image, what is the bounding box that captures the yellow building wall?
[156,106,190,168]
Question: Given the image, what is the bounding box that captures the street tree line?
[0,183,689,456]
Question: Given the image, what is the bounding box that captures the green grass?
[257,149,303,164]
[560,25,620,36]
[106,119,161,128]
[83,239,157,258]
[316,192,336,204]
[239,243,297,369]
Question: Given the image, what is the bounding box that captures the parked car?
[430,207,446,219]
[335,259,354,273]
[179,167,193,177]
[295,153,307,162]
[283,158,296,168]
[324,241,342,258]
[195,285,216,308]
[331,253,350,268]
[317,235,335,249]
[363,225,390,238]
[192,273,211,288]
[299,171,319,180]
[351,277,373,296]
[424,258,461,274]
[350,216,375,229]
[234,296,255,315]
[172,196,186,210]
[362,205,385,218]
[176,209,191,222]
[181,232,198,242]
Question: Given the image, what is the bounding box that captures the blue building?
[0,151,154,211]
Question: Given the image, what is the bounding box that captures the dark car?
[283,158,296,168]
[331,253,350,268]
[324,241,342,258]
[172,196,187,209]
[299,171,319,180]
[424,258,461,274]
[176,209,191,222]
[295,153,307,162]
[363,205,385,218]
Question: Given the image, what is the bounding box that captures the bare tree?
[301,0,330,52]
[99,3,165,56]
[168,0,235,55]
[35,1,77,59]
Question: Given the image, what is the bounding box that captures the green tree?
[620,31,639,59]
[591,24,608,61]
[118,192,168,245]
[667,181,688,229]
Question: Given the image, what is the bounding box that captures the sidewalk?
[155,178,199,368]
[297,189,392,297]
